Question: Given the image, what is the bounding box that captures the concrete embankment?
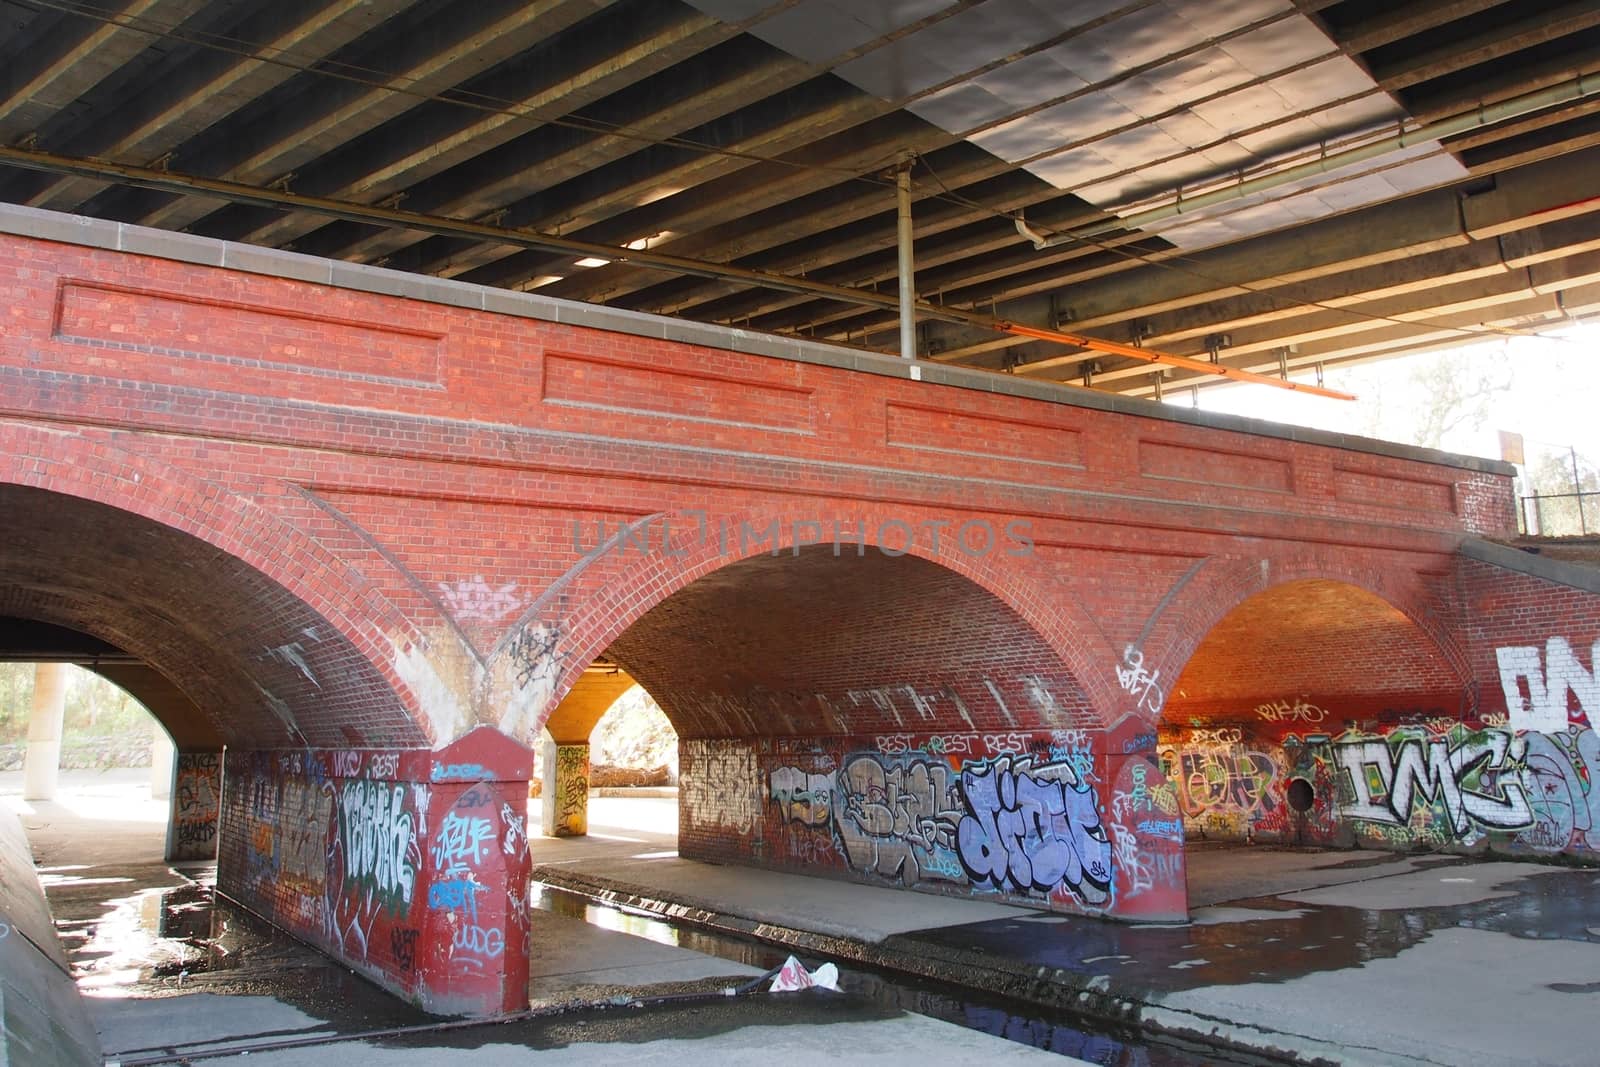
[0,805,101,1066]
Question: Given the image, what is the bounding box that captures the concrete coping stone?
[0,202,1514,477]
[1461,537,1600,593]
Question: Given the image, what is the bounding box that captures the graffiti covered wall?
[679,727,1186,920]
[1161,634,1600,860]
[217,727,533,1016]
[167,750,222,861]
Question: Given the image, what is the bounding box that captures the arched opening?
[539,545,1128,915]
[0,484,424,754]
[0,482,425,870]
[1159,579,1477,902]
[0,483,538,1017]
[0,659,177,856]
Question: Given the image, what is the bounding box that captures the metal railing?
[1519,490,1600,536]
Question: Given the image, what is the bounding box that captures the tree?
[0,664,34,745]
[1522,448,1600,536]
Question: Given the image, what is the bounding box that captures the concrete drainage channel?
[529,873,1286,1066]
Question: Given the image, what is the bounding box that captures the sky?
[1176,322,1599,480]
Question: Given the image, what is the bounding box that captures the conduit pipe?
[1016,71,1600,250]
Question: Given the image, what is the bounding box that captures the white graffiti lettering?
[1497,637,1598,733]
[1116,646,1165,715]
[338,780,416,911]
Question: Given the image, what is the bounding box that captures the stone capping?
[0,201,1514,477]
[1462,537,1600,594]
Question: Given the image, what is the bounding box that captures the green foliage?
[0,663,153,745]
[0,663,34,745]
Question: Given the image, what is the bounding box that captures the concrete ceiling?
[2,0,1598,400]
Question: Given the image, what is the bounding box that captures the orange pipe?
[996,321,1357,401]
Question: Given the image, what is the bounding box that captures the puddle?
[531,880,1225,1065]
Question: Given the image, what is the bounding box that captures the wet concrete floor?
[531,797,1600,1066]
[2,773,1166,1065]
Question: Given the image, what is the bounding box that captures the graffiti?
[173,752,222,860]
[507,622,562,694]
[428,870,487,919]
[982,731,1033,755]
[451,923,504,967]
[956,755,1112,904]
[552,745,589,836]
[1335,729,1533,835]
[1173,749,1277,817]
[1187,727,1242,746]
[784,831,840,866]
[1111,762,1178,820]
[500,802,527,857]
[247,822,278,879]
[1255,698,1328,724]
[432,762,490,782]
[508,885,529,928]
[439,576,521,623]
[331,751,362,777]
[430,811,495,869]
[770,766,834,826]
[834,754,966,884]
[1518,729,1600,852]
[389,927,419,972]
[683,740,759,833]
[875,732,979,757]
[1116,645,1164,715]
[1109,823,1151,895]
[1136,818,1184,840]
[1046,729,1096,782]
[456,784,496,808]
[279,778,332,892]
[1497,637,1598,732]
[338,779,416,912]
[1123,731,1157,753]
[368,753,400,779]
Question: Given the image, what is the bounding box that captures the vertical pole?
[896,160,915,361]
[23,662,68,801]
[1572,446,1587,535]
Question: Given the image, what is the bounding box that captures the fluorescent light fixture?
[574,256,610,267]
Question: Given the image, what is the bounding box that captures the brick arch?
[0,422,438,746]
[1150,554,1471,725]
[495,505,1115,740]
[1147,553,1469,695]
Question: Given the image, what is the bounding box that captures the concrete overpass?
[3,203,1598,1015]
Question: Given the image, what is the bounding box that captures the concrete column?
[540,738,589,837]
[149,720,175,800]
[22,663,68,801]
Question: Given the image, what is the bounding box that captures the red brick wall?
[11,223,1598,922]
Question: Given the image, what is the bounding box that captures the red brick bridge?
[3,204,1597,1015]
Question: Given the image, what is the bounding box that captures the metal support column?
[896,161,915,361]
